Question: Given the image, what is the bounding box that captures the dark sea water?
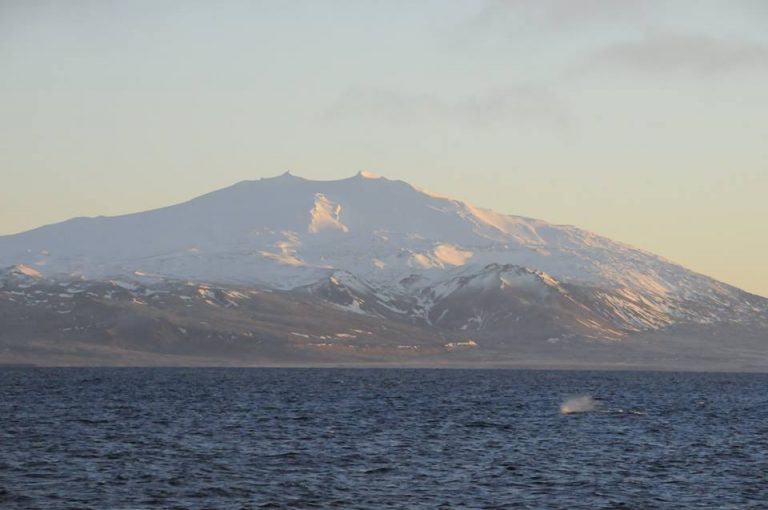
[1,368,767,509]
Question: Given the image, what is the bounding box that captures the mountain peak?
[258,170,387,184]
[356,170,382,179]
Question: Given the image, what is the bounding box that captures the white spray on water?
[560,395,597,414]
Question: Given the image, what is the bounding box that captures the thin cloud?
[323,85,573,131]
[576,33,768,77]
[460,0,652,34]
[537,0,652,27]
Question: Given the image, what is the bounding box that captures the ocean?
[2,368,767,509]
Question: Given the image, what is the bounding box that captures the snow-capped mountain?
[0,170,680,290]
[1,172,766,367]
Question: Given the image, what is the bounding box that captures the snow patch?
[15,264,42,278]
[308,193,348,234]
[259,231,305,266]
[432,244,473,266]
[445,339,478,350]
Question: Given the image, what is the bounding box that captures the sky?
[1,0,767,296]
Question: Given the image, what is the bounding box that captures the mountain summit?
[1,173,766,367]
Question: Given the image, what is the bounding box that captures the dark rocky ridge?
[2,266,766,369]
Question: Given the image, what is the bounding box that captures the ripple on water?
[1,368,767,509]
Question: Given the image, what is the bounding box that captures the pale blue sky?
[1,0,767,295]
